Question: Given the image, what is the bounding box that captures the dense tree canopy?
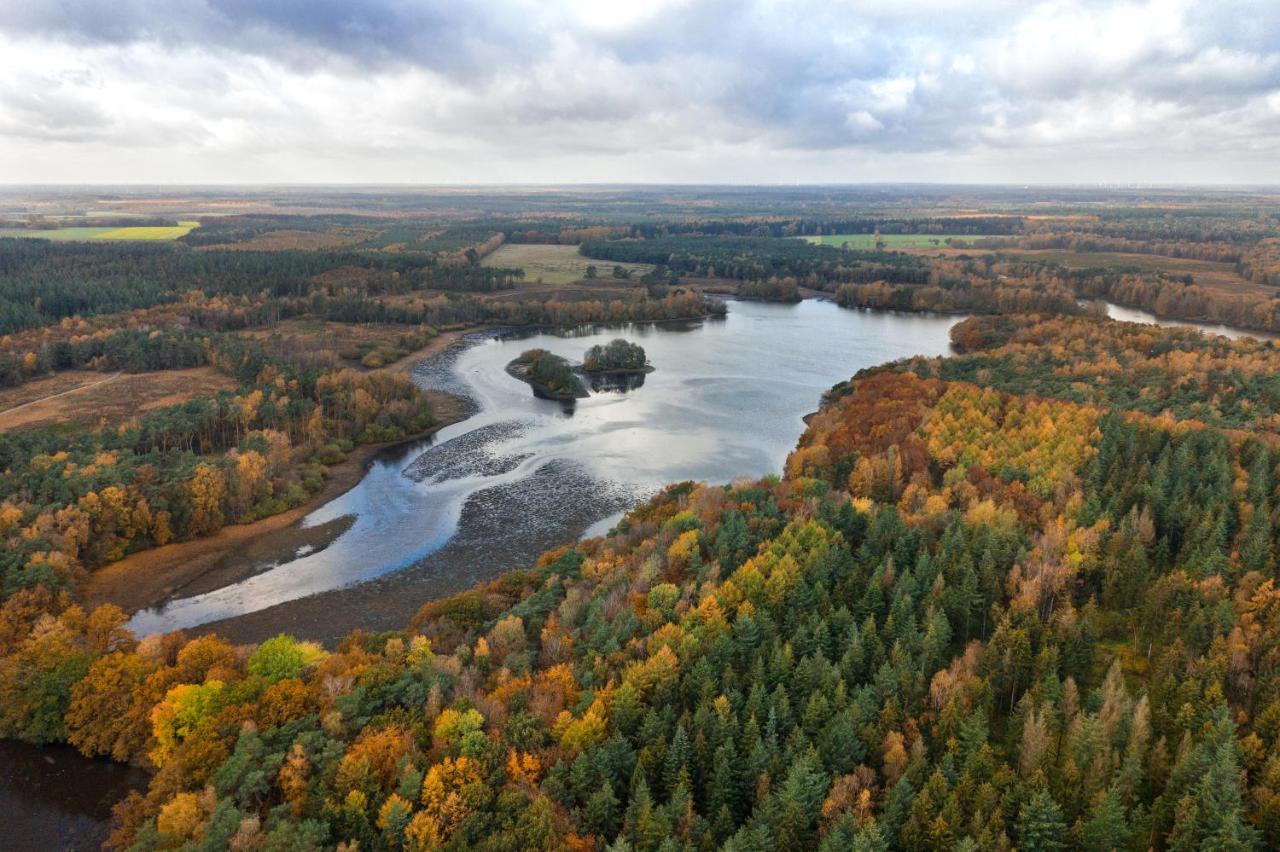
[7,199,1280,849]
[1,313,1278,849]
[582,340,648,373]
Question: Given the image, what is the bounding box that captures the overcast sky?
[1,0,1278,185]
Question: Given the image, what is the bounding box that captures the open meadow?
[482,242,652,284]
[0,367,236,433]
[994,248,1259,294]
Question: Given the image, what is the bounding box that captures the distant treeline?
[0,239,524,334]
[579,236,930,285]
[0,217,181,230]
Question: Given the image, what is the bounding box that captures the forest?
[2,310,1279,848]
[4,189,1280,850]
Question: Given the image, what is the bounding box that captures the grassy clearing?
[0,227,116,241]
[802,233,1012,249]
[0,368,236,433]
[0,220,199,242]
[482,243,652,285]
[94,221,199,240]
[203,228,371,251]
[246,319,438,369]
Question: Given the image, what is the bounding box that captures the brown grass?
[0,368,237,433]
[901,246,1263,297]
[200,228,372,251]
[482,243,652,285]
[999,250,1261,295]
[245,319,443,369]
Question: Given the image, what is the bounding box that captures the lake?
[128,299,960,640]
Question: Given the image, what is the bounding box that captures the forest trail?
[0,372,122,418]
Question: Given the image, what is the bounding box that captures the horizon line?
[2,181,1279,191]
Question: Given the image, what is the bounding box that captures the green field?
[0,220,198,241]
[482,243,652,285]
[802,233,1010,249]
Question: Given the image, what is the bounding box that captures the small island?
[507,340,655,400]
[581,338,654,392]
[506,349,588,401]
[582,338,654,375]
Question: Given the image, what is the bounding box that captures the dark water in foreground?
[129,300,960,635]
[0,740,147,850]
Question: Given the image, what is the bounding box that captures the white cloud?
[0,0,1277,183]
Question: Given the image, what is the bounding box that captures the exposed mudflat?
[189,458,634,645]
[405,420,531,483]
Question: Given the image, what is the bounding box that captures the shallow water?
[129,300,960,635]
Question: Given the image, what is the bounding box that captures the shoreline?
[82,386,471,616]
[78,318,688,622]
[84,299,959,646]
[81,327,477,615]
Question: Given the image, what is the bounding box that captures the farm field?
[0,367,236,432]
[0,226,116,241]
[0,220,198,241]
[802,232,1011,248]
[482,242,652,284]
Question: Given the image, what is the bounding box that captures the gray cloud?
[0,0,1278,183]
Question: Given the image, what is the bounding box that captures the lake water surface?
[1103,302,1279,340]
[130,300,960,635]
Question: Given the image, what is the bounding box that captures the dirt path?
[0,372,121,416]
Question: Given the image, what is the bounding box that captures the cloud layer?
[2,0,1278,183]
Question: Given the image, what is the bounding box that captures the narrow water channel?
[1103,302,1279,340]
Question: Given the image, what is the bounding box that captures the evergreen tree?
[1018,790,1067,852]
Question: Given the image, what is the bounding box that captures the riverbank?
[82,389,470,615]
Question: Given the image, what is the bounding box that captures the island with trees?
[505,348,588,400]
[581,339,653,375]
[581,338,654,392]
